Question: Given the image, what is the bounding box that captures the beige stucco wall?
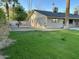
[47,19,64,29]
[30,11,47,29]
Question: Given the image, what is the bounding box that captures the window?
[69,20,73,24]
[51,19,58,23]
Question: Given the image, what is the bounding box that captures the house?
[29,10,79,29]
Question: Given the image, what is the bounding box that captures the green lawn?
[4,30,79,59]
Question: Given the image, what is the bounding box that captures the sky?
[18,0,79,14]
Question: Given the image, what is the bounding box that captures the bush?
[0,8,6,24]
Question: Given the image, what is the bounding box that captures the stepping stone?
[0,39,16,49]
[0,55,5,59]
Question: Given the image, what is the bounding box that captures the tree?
[1,0,10,20]
[1,0,19,20]
[14,5,27,21]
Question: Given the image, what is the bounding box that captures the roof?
[34,10,79,19]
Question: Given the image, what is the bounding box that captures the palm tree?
[64,0,70,29]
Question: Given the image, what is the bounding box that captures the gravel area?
[0,39,16,59]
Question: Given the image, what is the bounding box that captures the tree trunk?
[64,0,70,29]
[6,2,9,21]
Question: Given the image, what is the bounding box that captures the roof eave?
[47,16,65,19]
[47,16,79,20]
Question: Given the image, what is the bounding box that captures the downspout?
[45,16,48,28]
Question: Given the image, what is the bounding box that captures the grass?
[4,30,79,59]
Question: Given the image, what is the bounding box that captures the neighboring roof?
[34,10,79,19]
